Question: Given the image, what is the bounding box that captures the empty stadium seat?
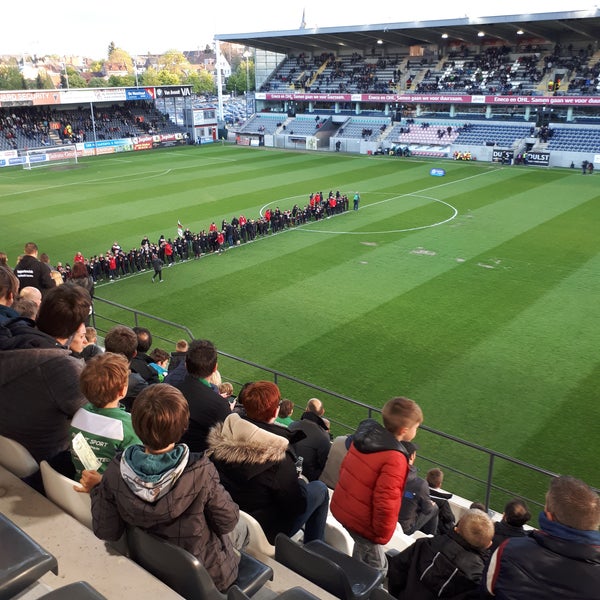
[228,585,321,600]
[38,581,107,599]
[0,513,59,600]
[274,534,383,600]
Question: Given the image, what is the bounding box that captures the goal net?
[23,145,78,170]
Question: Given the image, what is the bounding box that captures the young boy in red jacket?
[331,396,423,574]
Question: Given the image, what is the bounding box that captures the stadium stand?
[0,102,187,152]
[2,37,600,166]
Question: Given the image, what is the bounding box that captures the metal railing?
[91,296,570,516]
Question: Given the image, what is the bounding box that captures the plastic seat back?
[40,461,92,530]
[0,513,58,600]
[127,526,224,600]
[0,434,38,478]
[239,510,275,557]
[127,527,272,600]
[275,534,382,600]
[38,581,107,599]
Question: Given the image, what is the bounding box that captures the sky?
[1,1,596,59]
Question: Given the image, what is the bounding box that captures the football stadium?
[1,9,599,599]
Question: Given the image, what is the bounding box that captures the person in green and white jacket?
[70,352,141,487]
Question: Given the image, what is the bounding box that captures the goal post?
[23,145,78,170]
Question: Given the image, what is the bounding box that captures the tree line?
[0,41,254,95]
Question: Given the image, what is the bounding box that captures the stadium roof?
[215,9,600,54]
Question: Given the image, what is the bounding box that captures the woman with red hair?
[207,380,329,545]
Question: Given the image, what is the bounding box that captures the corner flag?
[177,220,184,237]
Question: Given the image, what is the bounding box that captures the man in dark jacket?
[426,467,456,535]
[130,326,160,384]
[399,443,439,535]
[174,339,230,453]
[289,398,331,481]
[490,498,531,552]
[13,242,55,292]
[168,339,188,372]
[104,325,147,412]
[0,284,91,463]
[388,508,494,599]
[0,265,19,324]
[483,475,600,599]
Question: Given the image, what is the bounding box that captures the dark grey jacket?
[91,450,240,592]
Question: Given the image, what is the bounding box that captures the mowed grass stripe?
[412,249,600,495]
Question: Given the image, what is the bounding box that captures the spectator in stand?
[388,508,494,599]
[67,260,94,293]
[49,270,64,287]
[88,384,243,593]
[0,265,19,324]
[81,326,104,362]
[318,433,353,490]
[275,399,294,426]
[174,339,231,453]
[148,347,170,382]
[17,286,42,316]
[12,297,38,320]
[66,261,94,324]
[168,339,188,372]
[70,352,140,483]
[218,382,236,407]
[484,475,600,599]
[398,442,439,535]
[13,242,55,293]
[69,322,88,359]
[490,498,531,552]
[207,380,329,545]
[207,368,222,388]
[289,398,331,481]
[103,325,148,412]
[130,326,160,384]
[331,397,422,574]
[0,284,91,464]
[426,467,456,535]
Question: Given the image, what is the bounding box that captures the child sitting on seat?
[387,508,494,598]
[87,383,244,592]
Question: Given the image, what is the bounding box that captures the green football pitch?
[2,145,599,506]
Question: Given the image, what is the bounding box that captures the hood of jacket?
[207,412,290,468]
[352,418,409,456]
[120,443,190,503]
[538,510,600,549]
[0,317,58,350]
